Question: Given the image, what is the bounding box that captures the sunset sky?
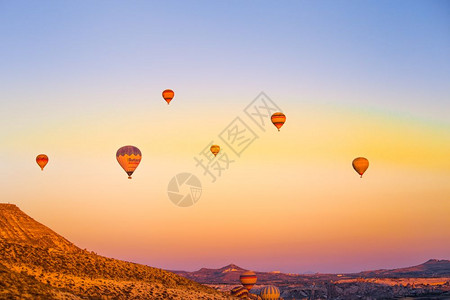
[1,1,449,274]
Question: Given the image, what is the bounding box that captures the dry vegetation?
[0,241,236,299]
[0,204,235,299]
[0,262,60,299]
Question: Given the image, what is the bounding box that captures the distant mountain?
[173,264,310,286]
[174,264,248,284]
[0,203,233,299]
[175,260,450,285]
[354,259,450,278]
[175,261,450,299]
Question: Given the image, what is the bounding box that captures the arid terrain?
[174,261,450,299]
[1,203,449,300]
[0,203,233,299]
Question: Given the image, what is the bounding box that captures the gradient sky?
[1,1,449,274]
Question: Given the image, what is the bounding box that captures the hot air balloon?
[230,286,249,298]
[116,146,142,179]
[210,145,220,157]
[260,285,280,300]
[271,112,286,131]
[248,294,263,300]
[240,271,257,291]
[162,89,174,105]
[352,157,369,178]
[36,154,48,171]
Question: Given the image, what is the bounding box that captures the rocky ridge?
[0,203,234,299]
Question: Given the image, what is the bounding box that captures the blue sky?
[1,1,448,118]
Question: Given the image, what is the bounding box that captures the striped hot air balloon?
[240,271,257,291]
[352,157,369,178]
[230,286,249,298]
[260,285,280,300]
[271,112,286,131]
[248,293,263,300]
[36,154,48,171]
[116,146,142,179]
[162,89,174,105]
[210,145,220,157]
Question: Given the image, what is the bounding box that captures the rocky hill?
[174,264,248,284]
[354,259,450,278]
[0,203,234,299]
[0,204,77,253]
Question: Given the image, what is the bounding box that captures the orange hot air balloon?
[116,146,142,179]
[210,145,220,157]
[352,157,369,178]
[240,271,257,291]
[36,154,48,171]
[271,112,286,131]
[260,285,280,300]
[162,89,174,105]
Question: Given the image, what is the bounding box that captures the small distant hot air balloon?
[352,157,369,178]
[210,145,220,157]
[240,271,257,291]
[162,89,174,105]
[116,146,142,179]
[260,285,280,300]
[271,112,286,131]
[36,154,48,171]
[230,286,249,298]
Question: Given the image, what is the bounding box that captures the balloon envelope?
[116,146,142,179]
[260,285,280,300]
[36,154,48,171]
[231,286,249,298]
[162,89,174,105]
[352,157,369,178]
[210,145,220,157]
[240,271,257,291]
[271,112,286,131]
[248,294,263,300]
